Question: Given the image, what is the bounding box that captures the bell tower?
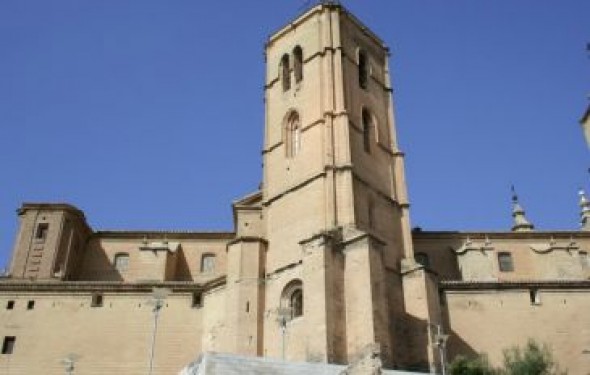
[261,3,415,367]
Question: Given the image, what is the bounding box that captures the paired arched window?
[281,279,303,320]
[293,46,303,83]
[285,111,301,158]
[281,54,291,91]
[200,253,216,273]
[114,253,129,272]
[280,46,303,91]
[362,108,372,153]
[358,49,368,89]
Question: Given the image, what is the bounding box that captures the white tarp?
[178,352,427,375]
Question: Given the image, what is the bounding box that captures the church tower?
[261,3,416,366]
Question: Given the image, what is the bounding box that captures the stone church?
[1,3,589,374]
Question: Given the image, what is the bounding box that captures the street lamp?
[276,306,292,360]
[433,324,449,375]
[60,353,80,375]
[147,287,170,375]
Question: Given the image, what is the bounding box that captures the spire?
[511,186,534,232]
[579,189,590,230]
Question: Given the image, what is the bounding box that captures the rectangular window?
[498,252,514,272]
[2,336,15,355]
[6,301,14,310]
[114,253,130,272]
[27,300,35,310]
[200,254,216,273]
[35,223,49,240]
[192,292,203,308]
[91,293,103,307]
[529,289,541,305]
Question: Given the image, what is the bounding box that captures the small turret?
[579,189,590,230]
[511,186,534,232]
[8,203,92,280]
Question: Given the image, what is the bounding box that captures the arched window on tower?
[280,54,291,91]
[285,111,301,158]
[293,46,303,83]
[280,279,303,321]
[358,49,368,89]
[362,108,372,153]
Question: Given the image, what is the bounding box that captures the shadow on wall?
[397,314,432,372]
[174,249,193,281]
[396,312,478,372]
[440,300,478,364]
[76,243,123,281]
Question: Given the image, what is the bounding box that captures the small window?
[2,336,15,355]
[192,292,203,308]
[280,54,291,91]
[200,254,216,273]
[91,293,103,307]
[529,289,541,305]
[293,46,303,83]
[358,50,368,89]
[498,252,514,272]
[362,109,372,153]
[6,301,14,310]
[27,300,35,310]
[114,253,130,273]
[415,252,430,268]
[35,223,49,240]
[285,111,301,158]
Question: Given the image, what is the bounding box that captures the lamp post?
[276,307,292,360]
[60,353,79,375]
[148,288,170,375]
[433,324,449,375]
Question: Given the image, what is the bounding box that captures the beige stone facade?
[1,3,589,375]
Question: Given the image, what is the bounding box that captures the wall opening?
[192,292,203,308]
[91,293,103,308]
[2,336,16,355]
[35,223,49,240]
[293,46,303,83]
[280,54,291,91]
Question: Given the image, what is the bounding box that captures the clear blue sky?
[1,1,588,268]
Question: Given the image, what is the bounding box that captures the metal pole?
[281,317,286,360]
[148,301,161,375]
[437,325,447,375]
